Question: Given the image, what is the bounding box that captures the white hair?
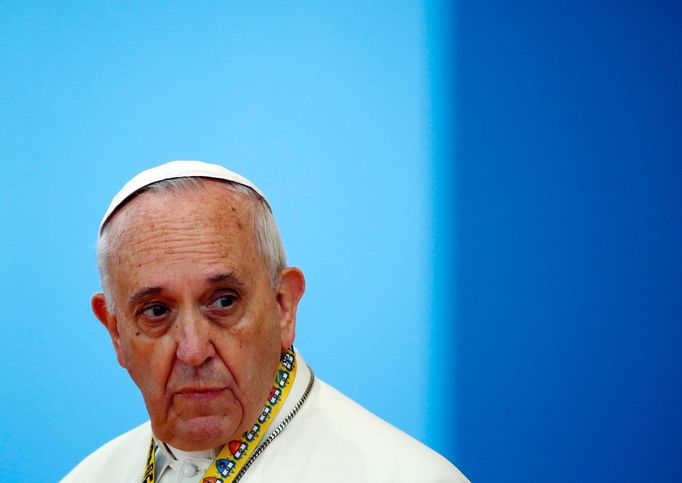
[96,177,287,312]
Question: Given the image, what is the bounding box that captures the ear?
[276,268,306,350]
[91,292,127,368]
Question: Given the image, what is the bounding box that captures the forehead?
[104,180,260,274]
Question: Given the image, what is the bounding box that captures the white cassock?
[61,354,468,482]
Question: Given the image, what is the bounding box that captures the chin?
[163,415,240,451]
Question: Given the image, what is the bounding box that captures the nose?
[175,309,216,367]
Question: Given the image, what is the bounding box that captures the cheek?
[232,297,279,338]
[238,310,280,349]
[122,336,174,396]
[225,314,281,380]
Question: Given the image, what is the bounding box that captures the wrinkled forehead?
[101,185,272,301]
[103,179,255,241]
[99,160,269,236]
[102,182,261,271]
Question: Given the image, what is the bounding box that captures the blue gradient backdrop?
[1,2,680,482]
[453,2,682,482]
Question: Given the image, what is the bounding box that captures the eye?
[210,294,237,309]
[142,304,169,318]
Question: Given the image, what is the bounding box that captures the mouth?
[174,387,228,403]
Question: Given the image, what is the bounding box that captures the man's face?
[92,181,303,451]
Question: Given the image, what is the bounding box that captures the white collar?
[154,439,216,474]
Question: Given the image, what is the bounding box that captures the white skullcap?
[99,160,268,236]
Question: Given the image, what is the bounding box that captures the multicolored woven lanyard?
[142,347,298,483]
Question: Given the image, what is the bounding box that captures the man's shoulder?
[289,378,468,482]
[61,421,151,483]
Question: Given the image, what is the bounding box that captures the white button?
[182,462,199,478]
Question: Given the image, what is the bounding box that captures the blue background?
[453,2,681,482]
[1,2,680,482]
[0,2,437,480]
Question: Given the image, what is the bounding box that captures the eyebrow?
[207,272,245,286]
[128,286,163,305]
[127,273,244,306]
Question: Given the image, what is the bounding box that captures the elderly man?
[62,161,467,483]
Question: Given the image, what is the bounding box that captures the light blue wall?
[0,3,439,480]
